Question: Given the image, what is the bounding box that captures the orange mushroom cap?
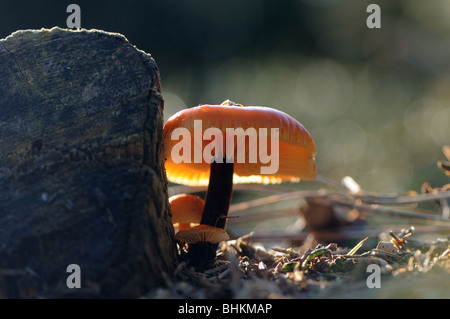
[163,101,317,186]
[169,194,204,225]
[174,225,230,244]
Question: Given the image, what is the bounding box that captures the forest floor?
[150,227,449,299]
[150,146,450,299]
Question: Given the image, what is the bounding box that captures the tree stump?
[0,27,177,298]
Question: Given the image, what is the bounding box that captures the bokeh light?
[1,0,449,193]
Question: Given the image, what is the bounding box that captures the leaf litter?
[150,146,450,299]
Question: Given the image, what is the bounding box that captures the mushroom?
[169,194,204,231]
[174,224,230,244]
[163,100,317,265]
[174,224,230,266]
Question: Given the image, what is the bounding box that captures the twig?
[170,175,450,225]
[227,207,299,224]
[357,190,450,205]
[239,224,450,243]
[228,189,329,214]
[339,201,450,224]
[314,174,350,192]
[168,183,300,197]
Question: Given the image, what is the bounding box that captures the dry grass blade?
[358,190,450,205]
[228,187,450,225]
[227,207,298,224]
[353,203,450,223]
[241,224,450,243]
[228,189,328,214]
[346,237,368,256]
[169,183,301,197]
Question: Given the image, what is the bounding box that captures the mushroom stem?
[188,160,234,269]
[187,242,218,269]
[201,160,234,229]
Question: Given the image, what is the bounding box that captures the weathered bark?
[0,27,177,298]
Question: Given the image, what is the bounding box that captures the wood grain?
[0,27,176,298]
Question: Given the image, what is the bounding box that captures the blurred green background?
[2,0,449,194]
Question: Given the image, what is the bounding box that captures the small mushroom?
[169,194,204,231]
[174,224,230,244]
